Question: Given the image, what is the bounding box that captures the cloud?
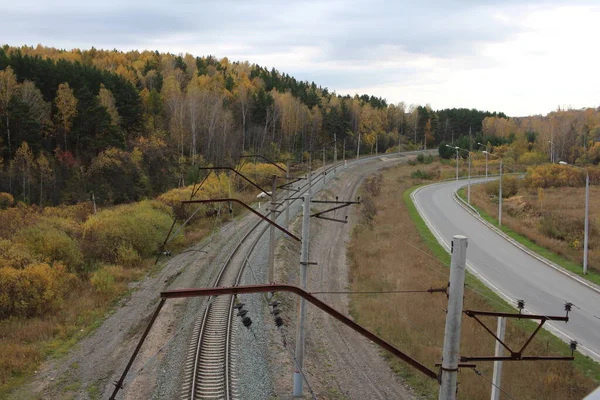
[1,0,599,115]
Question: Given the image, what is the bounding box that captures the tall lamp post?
[457,148,472,204]
[483,151,503,227]
[478,142,488,179]
[446,145,460,186]
[559,161,589,275]
[446,145,472,204]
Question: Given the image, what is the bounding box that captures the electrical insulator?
[269,301,280,308]
[564,302,572,318]
[237,309,248,317]
[233,302,245,310]
[274,316,284,328]
[271,309,281,316]
[570,340,578,356]
[242,316,252,328]
[517,299,525,313]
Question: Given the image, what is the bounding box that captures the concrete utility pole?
[293,194,311,397]
[334,133,337,175]
[491,317,506,400]
[267,175,277,284]
[285,160,290,228]
[467,151,471,204]
[323,147,326,185]
[356,132,361,162]
[499,159,503,227]
[343,137,346,167]
[439,235,468,400]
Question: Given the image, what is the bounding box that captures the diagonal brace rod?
[182,198,300,242]
[198,167,271,197]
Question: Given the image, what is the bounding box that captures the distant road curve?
[412,178,600,361]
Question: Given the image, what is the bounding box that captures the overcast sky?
[1,0,599,116]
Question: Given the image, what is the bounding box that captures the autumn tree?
[98,84,120,126]
[0,67,19,160]
[37,152,52,206]
[11,141,35,202]
[54,83,78,150]
[20,80,51,128]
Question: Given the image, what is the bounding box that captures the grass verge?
[346,163,599,400]
[457,187,600,287]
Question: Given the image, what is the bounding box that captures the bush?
[484,175,520,198]
[0,239,36,269]
[0,263,75,318]
[519,152,546,165]
[416,153,425,163]
[411,169,434,180]
[14,221,84,272]
[83,200,177,263]
[524,164,600,188]
[0,192,14,209]
[438,142,455,159]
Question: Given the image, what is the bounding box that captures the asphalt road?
[412,178,600,361]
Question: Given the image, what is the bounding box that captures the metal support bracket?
[460,309,573,362]
[182,198,301,242]
[310,198,361,223]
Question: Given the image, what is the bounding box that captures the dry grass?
[470,184,600,273]
[348,163,597,399]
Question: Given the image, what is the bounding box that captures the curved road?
[413,178,600,361]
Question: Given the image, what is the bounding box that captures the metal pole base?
[293,371,303,397]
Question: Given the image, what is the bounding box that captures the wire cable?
[471,368,518,400]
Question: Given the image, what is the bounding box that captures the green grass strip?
[457,188,600,287]
[404,185,600,382]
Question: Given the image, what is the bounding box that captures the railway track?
[178,151,427,400]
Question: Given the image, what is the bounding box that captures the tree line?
[0,44,519,206]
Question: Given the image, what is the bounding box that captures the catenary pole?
[293,194,311,396]
[439,235,467,400]
[268,175,277,284]
[490,317,506,400]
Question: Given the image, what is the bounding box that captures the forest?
[1,44,599,391]
[0,44,511,207]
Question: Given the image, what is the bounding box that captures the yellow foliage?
[518,151,546,165]
[0,263,75,318]
[0,192,14,209]
[524,164,600,188]
[83,200,177,263]
[14,220,84,272]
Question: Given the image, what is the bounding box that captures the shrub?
[0,239,36,269]
[0,263,75,318]
[484,175,520,198]
[116,244,142,267]
[0,192,14,209]
[411,169,434,180]
[14,221,84,272]
[524,164,600,188]
[519,152,546,165]
[416,153,425,163]
[83,200,177,263]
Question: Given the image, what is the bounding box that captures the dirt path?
[269,160,416,399]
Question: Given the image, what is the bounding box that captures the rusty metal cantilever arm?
[181,198,301,242]
[197,167,271,197]
[161,283,439,380]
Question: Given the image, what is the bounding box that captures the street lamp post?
[478,142,488,179]
[483,151,503,227]
[559,161,589,275]
[446,145,459,187]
